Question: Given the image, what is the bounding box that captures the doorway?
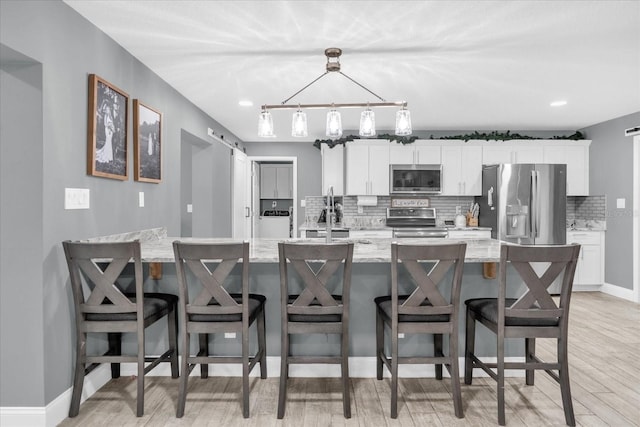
[244,156,297,239]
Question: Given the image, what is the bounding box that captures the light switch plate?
[65,188,90,210]
[138,192,145,207]
[300,199,306,207]
[224,332,236,339]
[617,198,625,209]
[187,203,193,213]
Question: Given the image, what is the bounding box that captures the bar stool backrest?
[63,240,142,320]
[499,244,581,327]
[392,242,467,318]
[278,242,354,318]
[173,241,249,319]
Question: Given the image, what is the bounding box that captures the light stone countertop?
[141,237,502,263]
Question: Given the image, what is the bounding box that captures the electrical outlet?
[358,206,364,214]
[138,191,145,207]
[65,188,90,210]
[617,198,626,209]
[398,333,405,339]
[187,203,193,213]
[224,332,236,339]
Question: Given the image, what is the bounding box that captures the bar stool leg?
[375,309,384,380]
[434,334,443,380]
[277,330,289,419]
[525,338,536,385]
[464,307,476,385]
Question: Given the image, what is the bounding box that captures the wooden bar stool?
[277,241,354,419]
[63,240,179,417]
[173,241,267,418]
[375,241,467,419]
[464,243,581,426]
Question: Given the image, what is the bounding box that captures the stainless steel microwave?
[389,164,442,194]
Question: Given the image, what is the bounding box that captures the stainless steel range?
[386,207,448,238]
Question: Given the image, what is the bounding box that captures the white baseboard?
[572,284,601,292]
[1,355,526,427]
[599,282,636,301]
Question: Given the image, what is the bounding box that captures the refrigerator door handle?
[531,170,538,238]
[532,170,542,238]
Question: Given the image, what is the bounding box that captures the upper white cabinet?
[543,142,590,195]
[260,164,292,199]
[441,144,482,195]
[345,140,389,195]
[389,141,441,165]
[321,144,344,196]
[482,142,544,165]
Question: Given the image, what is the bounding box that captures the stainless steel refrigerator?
[477,164,566,245]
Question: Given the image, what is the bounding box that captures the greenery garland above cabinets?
[313,130,585,149]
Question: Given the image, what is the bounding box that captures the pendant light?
[359,107,376,137]
[259,48,411,138]
[257,109,274,137]
[291,108,308,137]
[326,109,342,138]
[395,106,412,136]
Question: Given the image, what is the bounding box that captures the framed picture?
[133,100,162,183]
[87,74,129,180]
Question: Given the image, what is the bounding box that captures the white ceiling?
[64,0,640,143]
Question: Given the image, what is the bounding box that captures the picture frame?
[133,100,162,183]
[87,74,129,180]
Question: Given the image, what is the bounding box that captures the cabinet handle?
[245,207,250,218]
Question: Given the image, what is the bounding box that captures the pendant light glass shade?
[326,109,343,138]
[359,108,376,137]
[291,109,308,137]
[258,110,275,137]
[395,108,412,136]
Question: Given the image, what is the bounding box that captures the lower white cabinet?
[566,231,605,286]
[447,229,491,239]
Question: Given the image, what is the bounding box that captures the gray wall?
[1,46,46,408]
[0,0,241,407]
[580,111,640,290]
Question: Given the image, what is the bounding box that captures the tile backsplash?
[567,195,606,221]
[304,194,607,226]
[304,195,475,224]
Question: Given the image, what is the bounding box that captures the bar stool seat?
[374,295,451,323]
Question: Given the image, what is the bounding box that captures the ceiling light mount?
[325,47,342,72]
[259,47,411,138]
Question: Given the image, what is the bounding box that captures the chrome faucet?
[325,185,334,243]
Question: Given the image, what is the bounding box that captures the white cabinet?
[260,164,292,199]
[345,140,389,195]
[441,145,482,195]
[566,231,604,286]
[447,229,491,239]
[483,143,544,165]
[321,144,344,196]
[389,141,441,165]
[350,229,393,239]
[543,144,589,195]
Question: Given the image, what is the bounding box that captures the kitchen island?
[91,229,525,377]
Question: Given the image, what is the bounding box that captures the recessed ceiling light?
[550,100,567,107]
[239,100,253,107]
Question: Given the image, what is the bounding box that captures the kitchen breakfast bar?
[96,228,531,374]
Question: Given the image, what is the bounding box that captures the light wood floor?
[59,292,639,426]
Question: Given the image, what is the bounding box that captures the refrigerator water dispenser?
[506,205,528,237]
